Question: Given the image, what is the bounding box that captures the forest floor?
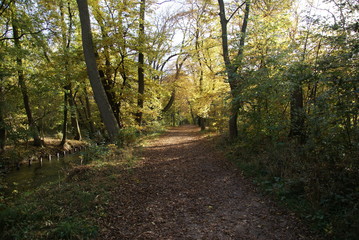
[97,125,317,240]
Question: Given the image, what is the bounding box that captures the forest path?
[98,125,313,240]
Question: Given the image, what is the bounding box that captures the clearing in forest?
[98,125,314,240]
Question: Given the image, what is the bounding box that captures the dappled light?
[0,0,358,239]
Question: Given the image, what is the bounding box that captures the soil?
[97,125,316,240]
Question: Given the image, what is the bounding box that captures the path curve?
[98,125,314,240]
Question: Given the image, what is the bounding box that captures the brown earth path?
[98,125,315,240]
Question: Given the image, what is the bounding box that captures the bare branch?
[0,28,51,41]
[227,1,246,23]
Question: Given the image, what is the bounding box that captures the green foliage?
[116,127,140,147]
[229,134,359,240]
[80,144,110,164]
[0,171,111,239]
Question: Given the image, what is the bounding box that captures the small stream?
[3,154,82,196]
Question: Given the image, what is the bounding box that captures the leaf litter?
[97,125,317,240]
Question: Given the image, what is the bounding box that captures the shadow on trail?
[97,125,315,240]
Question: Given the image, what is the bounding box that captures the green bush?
[116,127,139,147]
[80,144,109,164]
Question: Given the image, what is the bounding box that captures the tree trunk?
[218,0,250,141]
[289,25,310,144]
[194,26,206,131]
[99,70,121,126]
[60,87,69,146]
[12,20,42,146]
[0,73,5,153]
[162,55,188,114]
[289,83,306,143]
[76,0,120,141]
[60,1,81,142]
[188,101,196,125]
[198,116,206,131]
[136,0,146,125]
[72,95,87,133]
[162,90,175,113]
[78,88,95,138]
[68,88,82,140]
[83,87,95,137]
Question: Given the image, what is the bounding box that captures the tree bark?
[76,0,120,141]
[218,0,250,140]
[136,0,146,125]
[12,20,43,146]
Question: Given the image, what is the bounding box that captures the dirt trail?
[98,125,314,240]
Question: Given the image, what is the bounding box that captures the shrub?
[116,127,139,147]
[80,144,109,164]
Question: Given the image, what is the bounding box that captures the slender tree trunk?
[73,95,87,132]
[195,27,206,130]
[83,87,95,137]
[198,117,206,131]
[68,88,81,140]
[162,55,188,113]
[136,0,145,125]
[289,27,309,144]
[76,0,120,141]
[99,70,121,126]
[289,83,306,143]
[60,87,69,146]
[12,20,42,146]
[187,100,196,125]
[59,0,80,144]
[162,91,175,113]
[218,0,250,140]
[0,73,5,153]
[78,88,95,137]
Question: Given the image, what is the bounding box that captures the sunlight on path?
[97,125,315,240]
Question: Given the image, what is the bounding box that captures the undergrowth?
[226,134,359,240]
[0,169,107,239]
[0,145,124,239]
[0,124,166,239]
